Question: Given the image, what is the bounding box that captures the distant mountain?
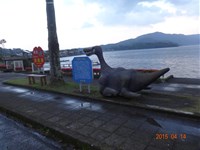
[101,32,200,51]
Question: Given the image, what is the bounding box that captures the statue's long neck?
[96,52,112,73]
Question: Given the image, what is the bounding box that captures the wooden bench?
[27,74,47,86]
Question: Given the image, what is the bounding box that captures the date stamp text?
[155,133,187,140]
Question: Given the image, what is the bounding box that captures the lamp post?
[46,0,64,84]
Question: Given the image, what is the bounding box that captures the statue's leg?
[120,88,141,98]
[102,87,118,97]
[99,85,105,95]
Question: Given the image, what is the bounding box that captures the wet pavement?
[148,81,200,97]
[0,114,61,150]
[0,72,199,150]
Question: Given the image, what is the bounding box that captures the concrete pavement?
[0,72,199,150]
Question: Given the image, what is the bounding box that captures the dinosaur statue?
[83,46,170,98]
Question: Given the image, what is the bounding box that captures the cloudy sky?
[0,0,199,50]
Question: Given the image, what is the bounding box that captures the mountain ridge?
[0,32,199,57]
[101,32,199,51]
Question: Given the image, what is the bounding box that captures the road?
[0,113,62,150]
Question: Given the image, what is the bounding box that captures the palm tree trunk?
[46,0,64,84]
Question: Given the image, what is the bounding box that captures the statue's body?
[84,46,169,98]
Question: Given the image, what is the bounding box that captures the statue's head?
[83,46,102,56]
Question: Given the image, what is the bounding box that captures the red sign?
[32,46,45,68]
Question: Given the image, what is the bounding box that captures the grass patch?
[7,78,28,85]
[5,77,102,99]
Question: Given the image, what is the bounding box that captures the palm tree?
[46,0,64,84]
[0,39,6,62]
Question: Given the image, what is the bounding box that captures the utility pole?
[46,0,64,84]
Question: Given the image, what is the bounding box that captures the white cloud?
[138,0,177,14]
[0,0,47,50]
[151,16,199,34]
[0,0,199,50]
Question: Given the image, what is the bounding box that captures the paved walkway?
[0,72,199,150]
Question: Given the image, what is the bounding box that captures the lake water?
[60,45,200,78]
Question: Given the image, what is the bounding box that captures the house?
[2,56,32,71]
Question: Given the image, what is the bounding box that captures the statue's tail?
[131,68,170,91]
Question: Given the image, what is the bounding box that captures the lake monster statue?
[83,46,170,98]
